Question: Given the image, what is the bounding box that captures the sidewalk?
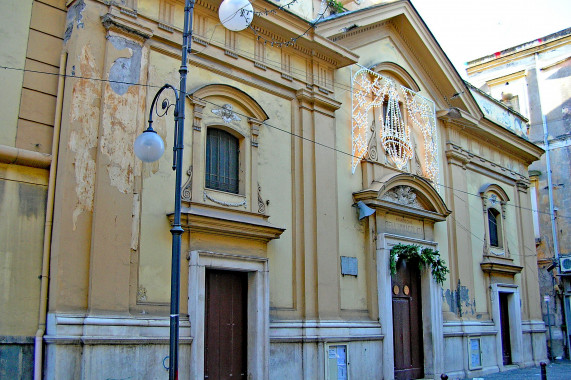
[463,360,571,380]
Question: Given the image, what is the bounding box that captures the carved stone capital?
[445,146,470,169]
[249,118,263,148]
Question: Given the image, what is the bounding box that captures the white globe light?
[218,0,253,32]
[134,130,165,163]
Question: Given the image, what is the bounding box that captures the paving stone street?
[462,360,571,380]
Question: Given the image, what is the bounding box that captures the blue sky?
[410,0,571,78]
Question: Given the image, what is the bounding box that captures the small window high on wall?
[479,184,510,257]
[206,128,239,194]
[488,208,501,247]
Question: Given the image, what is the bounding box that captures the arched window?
[488,208,501,247]
[479,184,509,256]
[205,128,239,194]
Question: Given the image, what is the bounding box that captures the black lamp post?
[133,1,194,378]
[133,0,253,378]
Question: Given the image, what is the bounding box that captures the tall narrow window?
[488,208,500,247]
[206,128,239,194]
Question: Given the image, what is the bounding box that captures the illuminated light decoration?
[351,67,439,185]
[381,81,412,170]
[401,87,439,184]
[351,68,391,172]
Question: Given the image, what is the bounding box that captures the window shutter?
[206,129,239,194]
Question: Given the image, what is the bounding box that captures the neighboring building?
[1,0,547,379]
[0,0,67,378]
[467,28,571,359]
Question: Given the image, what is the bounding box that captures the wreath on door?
[389,243,449,285]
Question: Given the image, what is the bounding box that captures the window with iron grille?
[205,128,239,194]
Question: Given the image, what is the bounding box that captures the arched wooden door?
[392,259,424,380]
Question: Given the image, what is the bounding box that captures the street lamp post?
[134,1,194,378]
[133,1,252,378]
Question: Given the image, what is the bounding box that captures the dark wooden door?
[392,259,424,380]
[205,269,247,380]
[499,292,512,365]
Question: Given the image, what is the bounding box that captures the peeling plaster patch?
[443,279,476,317]
[108,36,142,95]
[100,37,144,194]
[69,45,100,229]
[137,285,147,302]
[131,193,140,250]
[64,0,86,43]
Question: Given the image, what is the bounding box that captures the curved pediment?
[368,61,420,92]
[479,183,510,202]
[353,174,451,222]
[188,84,269,121]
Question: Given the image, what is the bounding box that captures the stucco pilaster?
[295,88,341,319]
[444,144,475,316]
[49,0,108,312]
[515,180,542,320]
[87,8,151,313]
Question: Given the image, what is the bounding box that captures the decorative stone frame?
[378,234,445,379]
[187,250,270,380]
[490,283,524,368]
[479,184,510,257]
[354,174,450,379]
[187,84,268,214]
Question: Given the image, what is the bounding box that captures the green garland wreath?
[389,243,449,285]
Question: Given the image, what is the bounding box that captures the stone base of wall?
[44,313,192,380]
[0,336,34,379]
[269,320,384,379]
[442,320,547,379]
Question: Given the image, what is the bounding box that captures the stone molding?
[378,234,444,379]
[188,250,270,380]
[446,143,529,183]
[269,320,383,343]
[173,203,284,242]
[44,313,192,345]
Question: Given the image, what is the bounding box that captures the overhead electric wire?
[1,63,568,222]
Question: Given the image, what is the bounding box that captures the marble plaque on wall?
[384,214,424,239]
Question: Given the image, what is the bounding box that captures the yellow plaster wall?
[0,0,34,146]
[138,50,186,303]
[336,65,370,312]
[138,50,294,305]
[467,171,520,314]
[0,164,48,335]
[257,110,294,310]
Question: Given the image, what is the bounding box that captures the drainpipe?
[33,52,67,380]
[534,53,560,263]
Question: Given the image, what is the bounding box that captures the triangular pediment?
[316,0,480,115]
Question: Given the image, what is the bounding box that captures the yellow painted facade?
[1,0,548,378]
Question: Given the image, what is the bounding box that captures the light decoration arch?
[351,66,439,185]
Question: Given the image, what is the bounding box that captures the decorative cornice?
[330,21,389,42]
[445,148,470,169]
[173,203,285,242]
[295,88,341,114]
[445,143,528,182]
[101,12,153,41]
[480,260,523,275]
